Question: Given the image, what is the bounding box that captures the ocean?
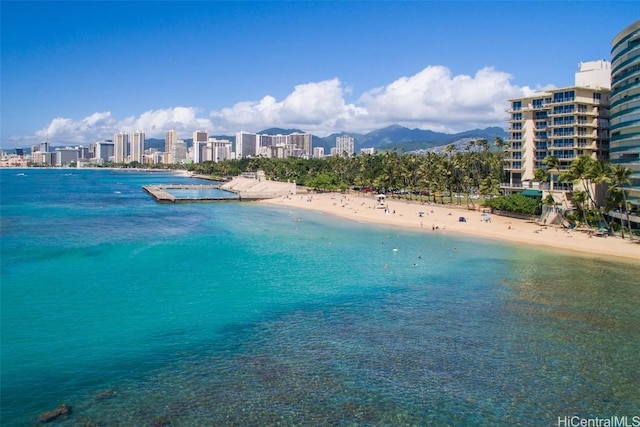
[1,168,639,426]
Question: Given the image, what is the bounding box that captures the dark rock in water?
[152,416,171,426]
[37,404,71,423]
[94,388,117,401]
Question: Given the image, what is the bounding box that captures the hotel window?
[553,91,575,103]
[553,128,574,137]
[512,101,522,111]
[553,105,575,114]
[553,116,574,125]
[533,99,544,108]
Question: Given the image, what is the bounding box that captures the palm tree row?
[535,155,635,239]
[184,142,634,238]
[187,138,507,205]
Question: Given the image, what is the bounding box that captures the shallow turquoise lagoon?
[1,169,639,426]
[162,187,238,200]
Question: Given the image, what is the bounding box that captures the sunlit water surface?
[1,169,638,426]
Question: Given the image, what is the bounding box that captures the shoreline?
[261,189,640,262]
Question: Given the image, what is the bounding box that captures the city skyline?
[1,1,635,148]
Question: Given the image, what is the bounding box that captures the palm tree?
[543,155,560,192]
[561,156,610,230]
[444,144,456,157]
[610,165,634,240]
[494,136,507,150]
[533,168,548,187]
[476,139,490,152]
[571,190,589,226]
[479,176,500,198]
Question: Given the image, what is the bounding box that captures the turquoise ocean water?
[1,169,639,426]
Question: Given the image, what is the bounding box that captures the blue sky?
[0,1,636,148]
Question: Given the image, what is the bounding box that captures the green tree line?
[187,139,507,205]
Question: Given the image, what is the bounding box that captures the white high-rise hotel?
[113,132,129,164]
[334,135,355,156]
[505,60,611,196]
[113,131,145,164]
[131,130,145,164]
[165,130,177,164]
[192,130,209,163]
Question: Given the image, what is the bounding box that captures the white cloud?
[34,112,118,144]
[124,107,212,134]
[31,108,212,145]
[358,66,522,132]
[210,79,367,134]
[17,65,534,147]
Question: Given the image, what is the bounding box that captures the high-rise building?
[114,132,129,164]
[55,147,79,166]
[313,147,325,158]
[610,20,640,206]
[504,61,611,200]
[172,140,187,164]
[93,140,114,163]
[77,146,89,160]
[131,130,145,163]
[165,130,177,164]
[209,138,232,162]
[236,131,258,159]
[234,131,311,159]
[192,140,208,163]
[193,130,209,147]
[336,135,355,156]
[289,132,312,157]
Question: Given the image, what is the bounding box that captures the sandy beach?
[262,189,640,262]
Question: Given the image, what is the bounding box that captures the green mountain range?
[144,124,507,154]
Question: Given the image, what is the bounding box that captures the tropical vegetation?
[533,155,636,239]
[98,138,637,238]
[187,139,507,202]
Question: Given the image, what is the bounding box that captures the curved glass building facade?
[610,20,640,206]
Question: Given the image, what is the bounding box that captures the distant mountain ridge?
[318,125,507,152]
[41,125,507,154]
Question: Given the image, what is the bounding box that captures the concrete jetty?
[143,176,296,203]
[143,184,231,203]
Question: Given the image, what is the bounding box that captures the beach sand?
[262,189,640,262]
